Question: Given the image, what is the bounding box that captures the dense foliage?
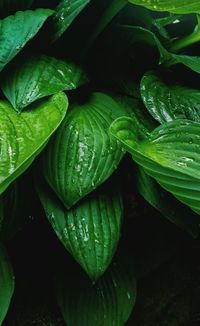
[1,0,200,324]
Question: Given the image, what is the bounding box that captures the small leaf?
[42,92,127,208]
[110,117,200,215]
[128,0,200,14]
[52,0,91,41]
[0,245,15,325]
[0,9,53,72]
[37,179,123,280]
[0,92,68,194]
[2,55,87,111]
[0,0,33,18]
[56,257,136,326]
[141,70,200,124]
[137,166,200,237]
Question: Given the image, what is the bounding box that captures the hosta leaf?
[0,92,68,194]
[43,92,127,208]
[0,9,53,72]
[137,167,200,237]
[2,55,87,112]
[52,0,91,41]
[128,0,200,14]
[0,0,33,18]
[37,180,123,280]
[110,117,200,215]
[0,245,14,325]
[141,71,200,124]
[56,258,136,326]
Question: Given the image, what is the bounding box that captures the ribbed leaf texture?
[0,92,68,194]
[52,0,91,41]
[0,9,53,72]
[128,0,200,14]
[0,245,14,325]
[2,55,87,111]
[37,180,123,280]
[43,92,127,208]
[56,258,136,326]
[110,117,200,215]
[141,71,200,124]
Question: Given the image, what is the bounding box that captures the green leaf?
[43,92,127,208]
[0,245,15,325]
[0,0,33,18]
[52,0,91,41]
[128,0,200,14]
[56,258,136,326]
[140,70,200,124]
[110,117,200,215]
[0,92,68,194]
[137,167,200,237]
[37,179,123,280]
[0,9,53,72]
[2,55,87,112]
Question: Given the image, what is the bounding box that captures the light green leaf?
[137,167,200,237]
[0,92,68,194]
[43,92,127,208]
[37,180,123,280]
[128,0,200,14]
[0,9,53,72]
[110,117,200,215]
[0,0,33,18]
[0,245,14,325]
[2,55,87,112]
[56,258,136,326]
[52,0,91,41]
[141,71,200,124]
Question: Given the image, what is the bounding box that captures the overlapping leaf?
[2,55,87,111]
[43,92,127,208]
[56,258,136,326]
[0,9,53,72]
[0,245,14,325]
[52,0,91,41]
[0,92,68,194]
[110,117,200,215]
[141,71,200,124]
[37,180,123,280]
[128,0,200,14]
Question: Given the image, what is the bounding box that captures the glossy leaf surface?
[43,92,127,208]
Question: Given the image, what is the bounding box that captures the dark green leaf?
[0,9,53,72]
[141,70,200,124]
[110,117,200,215]
[0,245,14,325]
[37,180,123,280]
[137,166,200,237]
[43,92,127,208]
[52,0,91,41]
[2,55,87,111]
[0,0,33,18]
[56,258,136,326]
[0,92,68,195]
[128,0,200,14]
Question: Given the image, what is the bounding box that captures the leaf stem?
[82,0,127,58]
[169,30,200,53]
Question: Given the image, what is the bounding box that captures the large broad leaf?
[37,180,123,280]
[110,117,200,215]
[0,9,53,72]
[52,0,91,41]
[42,92,127,208]
[128,0,200,14]
[137,167,200,237]
[0,0,33,18]
[0,92,68,194]
[141,71,200,124]
[56,257,136,326]
[0,245,15,325]
[2,55,87,112]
